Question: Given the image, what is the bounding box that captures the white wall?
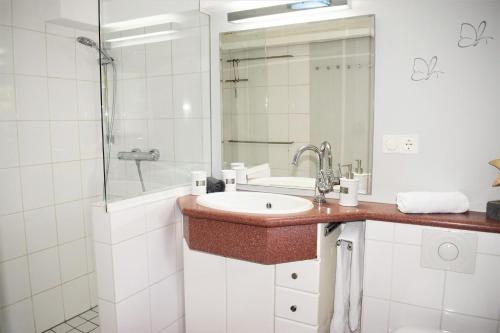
[0,1,102,332]
[92,187,188,333]
[362,221,500,333]
[207,0,500,211]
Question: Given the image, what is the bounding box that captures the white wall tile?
[48,78,78,120]
[477,231,500,256]
[46,23,75,38]
[0,0,12,26]
[391,243,445,309]
[119,79,148,119]
[172,30,200,75]
[175,223,184,271]
[15,75,49,120]
[116,289,151,333]
[81,159,103,198]
[147,76,173,118]
[0,122,19,168]
[150,273,180,332]
[289,56,310,85]
[365,220,394,241]
[79,121,101,159]
[0,26,13,74]
[77,81,101,120]
[146,41,172,77]
[147,225,176,284]
[94,242,115,302]
[99,299,118,333]
[32,286,65,333]
[20,164,54,210]
[109,205,146,244]
[361,297,389,333]
[389,302,441,332]
[12,0,45,31]
[394,223,422,245]
[363,240,393,299]
[0,256,31,307]
[56,200,85,244]
[113,235,149,301]
[444,254,500,319]
[145,198,176,231]
[0,299,36,333]
[268,114,288,142]
[53,161,82,204]
[24,206,57,253]
[59,239,88,282]
[47,35,76,79]
[173,73,202,118]
[267,58,288,86]
[288,114,309,142]
[0,168,22,215]
[174,118,203,163]
[0,213,26,261]
[441,311,497,333]
[18,121,51,165]
[288,85,309,114]
[51,121,80,162]
[267,86,288,114]
[62,275,91,319]
[13,29,46,76]
[76,42,99,81]
[121,45,146,79]
[159,319,185,333]
[29,247,61,294]
[89,272,98,307]
[148,119,175,161]
[0,74,16,120]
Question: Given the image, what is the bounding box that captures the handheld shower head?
[76,36,97,48]
[76,36,114,64]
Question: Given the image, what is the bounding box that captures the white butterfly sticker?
[411,56,444,81]
[458,21,494,48]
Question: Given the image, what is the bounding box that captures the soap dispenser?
[339,164,359,207]
[353,159,370,194]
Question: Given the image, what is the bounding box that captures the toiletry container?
[353,159,370,194]
[222,169,237,192]
[191,171,207,196]
[230,162,247,184]
[339,164,359,207]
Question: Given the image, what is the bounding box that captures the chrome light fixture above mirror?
[227,0,349,23]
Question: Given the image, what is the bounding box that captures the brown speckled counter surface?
[178,195,498,264]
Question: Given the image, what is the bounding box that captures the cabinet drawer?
[275,287,319,326]
[275,318,318,333]
[276,260,320,293]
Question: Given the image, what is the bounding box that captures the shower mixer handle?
[117,148,160,161]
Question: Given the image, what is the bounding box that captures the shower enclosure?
[97,3,211,207]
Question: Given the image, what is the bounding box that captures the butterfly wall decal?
[458,21,494,48]
[411,56,444,81]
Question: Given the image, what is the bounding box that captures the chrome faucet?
[291,141,340,203]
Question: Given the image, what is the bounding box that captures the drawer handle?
[290,305,297,312]
[291,273,298,279]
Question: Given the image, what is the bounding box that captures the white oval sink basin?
[196,192,314,215]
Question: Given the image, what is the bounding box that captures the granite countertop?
[178,195,498,264]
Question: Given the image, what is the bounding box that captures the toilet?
[394,328,451,333]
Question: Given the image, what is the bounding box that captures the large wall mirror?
[220,15,375,194]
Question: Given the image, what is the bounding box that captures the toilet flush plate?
[421,229,477,274]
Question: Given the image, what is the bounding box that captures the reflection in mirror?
[220,15,374,194]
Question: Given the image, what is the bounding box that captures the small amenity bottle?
[222,169,237,192]
[339,164,359,207]
[191,171,207,196]
[353,159,370,194]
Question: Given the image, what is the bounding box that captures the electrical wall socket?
[383,135,419,154]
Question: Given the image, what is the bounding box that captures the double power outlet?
[382,135,419,154]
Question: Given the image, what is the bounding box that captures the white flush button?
[421,229,477,274]
[438,242,459,261]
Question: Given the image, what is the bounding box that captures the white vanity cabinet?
[183,223,340,333]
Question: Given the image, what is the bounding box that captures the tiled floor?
[42,306,100,333]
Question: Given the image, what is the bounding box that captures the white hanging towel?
[246,163,271,179]
[330,222,365,333]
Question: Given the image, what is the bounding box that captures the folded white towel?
[396,192,469,214]
[246,163,271,179]
[330,222,365,333]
